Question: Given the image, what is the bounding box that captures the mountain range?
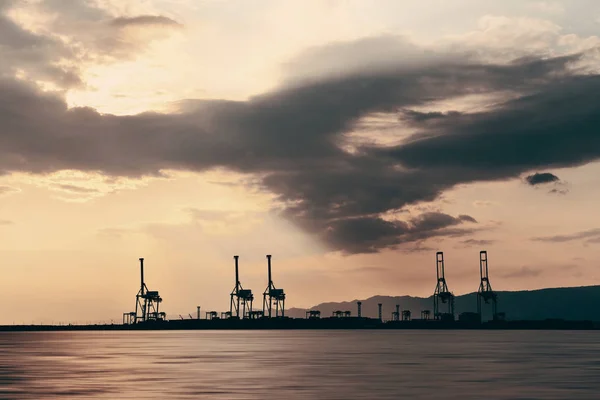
[286,285,600,321]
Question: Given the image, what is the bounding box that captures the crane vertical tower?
[477,250,498,322]
[357,301,362,318]
[392,304,400,321]
[378,303,383,321]
[230,255,254,319]
[129,258,165,324]
[263,255,286,318]
[433,252,455,321]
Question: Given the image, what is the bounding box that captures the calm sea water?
[1,330,600,399]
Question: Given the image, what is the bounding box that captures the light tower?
[477,250,498,322]
[230,255,254,319]
[357,301,362,318]
[433,252,455,321]
[263,255,286,318]
[378,303,383,321]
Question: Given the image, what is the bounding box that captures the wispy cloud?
[460,238,495,247]
[501,266,543,279]
[97,228,135,238]
[532,228,600,243]
[52,184,100,194]
[528,1,565,15]
[0,185,20,196]
[110,15,182,29]
[473,200,497,208]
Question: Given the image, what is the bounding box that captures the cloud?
[110,15,182,29]
[2,34,600,253]
[461,239,495,247]
[473,200,497,207]
[0,185,20,196]
[320,212,477,254]
[0,1,183,89]
[525,172,559,185]
[52,184,100,194]
[97,228,132,238]
[0,2,81,87]
[548,187,569,195]
[528,2,565,15]
[501,266,543,279]
[532,228,600,243]
[0,219,13,225]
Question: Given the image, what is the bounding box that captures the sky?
[2,0,600,324]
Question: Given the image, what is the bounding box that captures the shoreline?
[1,317,598,332]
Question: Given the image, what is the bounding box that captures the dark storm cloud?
[1,33,599,253]
[379,74,600,175]
[320,212,477,254]
[110,15,182,28]
[525,172,560,185]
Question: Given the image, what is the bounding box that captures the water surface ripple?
[1,330,600,399]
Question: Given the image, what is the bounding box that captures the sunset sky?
[2,0,600,324]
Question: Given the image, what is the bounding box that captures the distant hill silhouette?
[286,285,600,321]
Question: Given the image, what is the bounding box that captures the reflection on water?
[1,330,600,399]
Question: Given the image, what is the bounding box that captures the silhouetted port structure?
[433,251,455,321]
[101,249,581,332]
[206,311,218,320]
[333,310,352,317]
[263,255,286,318]
[392,304,400,321]
[123,258,165,325]
[477,250,498,322]
[230,255,254,319]
[10,248,600,331]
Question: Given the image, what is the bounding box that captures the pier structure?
[433,252,455,321]
[263,255,286,318]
